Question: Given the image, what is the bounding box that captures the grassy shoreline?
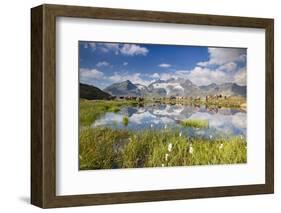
[79,127,247,170]
[152,96,246,108]
[80,99,138,126]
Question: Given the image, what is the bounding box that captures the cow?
[170,96,176,100]
[194,96,201,101]
[176,96,184,100]
[137,97,144,102]
[107,96,116,100]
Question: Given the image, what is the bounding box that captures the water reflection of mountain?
[93,104,247,137]
[130,104,244,122]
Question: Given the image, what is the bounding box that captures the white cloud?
[218,62,237,72]
[185,67,230,86]
[149,72,175,81]
[100,43,119,54]
[149,64,247,86]
[83,42,96,50]
[83,43,88,48]
[191,47,246,85]
[150,73,160,78]
[88,42,96,50]
[197,48,246,67]
[150,67,230,86]
[87,42,149,56]
[109,72,150,86]
[148,72,173,81]
[158,63,171,68]
[238,54,247,62]
[234,68,247,86]
[159,73,175,81]
[120,44,148,56]
[126,73,151,85]
[96,61,110,67]
[123,62,128,66]
[80,68,104,80]
[173,65,246,86]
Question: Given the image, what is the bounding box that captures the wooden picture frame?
[31,4,274,208]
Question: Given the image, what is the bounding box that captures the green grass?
[122,116,129,126]
[79,127,247,170]
[80,99,138,126]
[180,119,209,128]
[200,96,246,108]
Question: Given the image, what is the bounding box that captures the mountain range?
[103,78,246,98]
[80,83,112,100]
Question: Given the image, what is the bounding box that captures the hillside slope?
[80,83,112,100]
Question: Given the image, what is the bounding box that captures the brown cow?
[194,96,201,101]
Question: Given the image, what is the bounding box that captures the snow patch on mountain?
[151,82,184,95]
[135,84,147,90]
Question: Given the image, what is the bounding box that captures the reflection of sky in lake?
[92,104,246,139]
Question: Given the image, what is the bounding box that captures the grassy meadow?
[79,127,246,170]
[79,98,247,170]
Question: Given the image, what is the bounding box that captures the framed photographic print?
[31,4,274,208]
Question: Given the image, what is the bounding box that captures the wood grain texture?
[265,20,274,193]
[31,4,274,208]
[31,5,43,207]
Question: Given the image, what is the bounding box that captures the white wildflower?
[168,143,173,152]
[179,131,182,137]
[161,164,165,167]
[189,145,193,154]
[209,135,213,139]
[219,143,223,150]
[240,135,244,140]
[165,153,169,161]
[164,124,167,129]
[150,123,154,128]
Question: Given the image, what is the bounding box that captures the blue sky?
[79,41,247,89]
